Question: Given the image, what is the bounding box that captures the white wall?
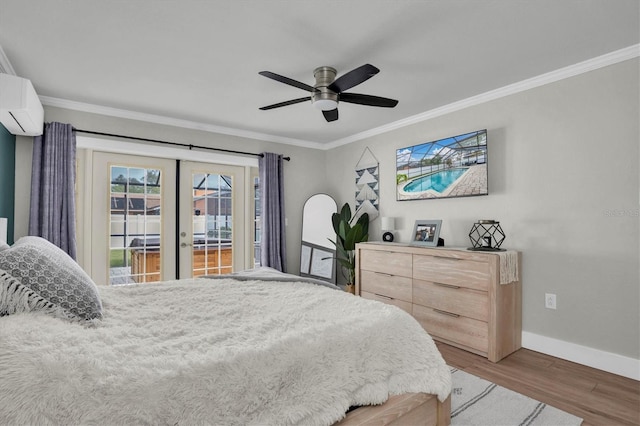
[324,59,640,367]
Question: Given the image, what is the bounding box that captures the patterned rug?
[450,368,583,426]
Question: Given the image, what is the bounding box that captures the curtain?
[29,122,77,259]
[259,152,286,272]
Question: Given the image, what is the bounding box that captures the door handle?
[180,242,193,248]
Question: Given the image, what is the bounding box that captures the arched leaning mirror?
[300,194,337,283]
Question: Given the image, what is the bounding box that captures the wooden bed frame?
[336,393,451,425]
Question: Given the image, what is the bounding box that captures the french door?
[178,161,246,279]
[86,152,250,285]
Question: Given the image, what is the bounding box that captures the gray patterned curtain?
[28,122,77,259]
[259,152,286,272]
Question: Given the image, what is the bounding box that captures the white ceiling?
[0,0,638,147]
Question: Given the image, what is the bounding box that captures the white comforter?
[0,277,451,426]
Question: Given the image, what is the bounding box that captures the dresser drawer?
[361,291,412,314]
[412,304,489,354]
[413,254,490,291]
[355,243,521,362]
[360,270,412,302]
[360,250,412,277]
[413,279,488,322]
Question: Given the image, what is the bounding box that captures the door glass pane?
[192,172,233,276]
[109,165,162,285]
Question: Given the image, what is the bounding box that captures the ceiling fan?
[258,64,398,122]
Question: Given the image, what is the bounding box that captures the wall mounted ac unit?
[0,73,44,136]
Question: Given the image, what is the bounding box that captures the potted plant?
[329,203,369,294]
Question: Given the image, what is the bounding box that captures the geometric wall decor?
[354,147,379,222]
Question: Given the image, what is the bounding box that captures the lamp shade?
[312,99,338,111]
[381,216,396,231]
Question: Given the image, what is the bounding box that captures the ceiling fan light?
[313,99,338,111]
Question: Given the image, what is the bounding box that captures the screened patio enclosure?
[108,166,235,285]
[396,130,487,181]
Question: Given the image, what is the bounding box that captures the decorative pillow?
[0,236,102,322]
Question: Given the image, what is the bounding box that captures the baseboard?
[521,332,640,381]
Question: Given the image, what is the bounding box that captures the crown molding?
[325,43,640,150]
[41,44,639,151]
[0,44,16,75]
[39,96,326,150]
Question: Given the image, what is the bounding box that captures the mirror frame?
[300,193,337,283]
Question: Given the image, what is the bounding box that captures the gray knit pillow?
[0,236,102,322]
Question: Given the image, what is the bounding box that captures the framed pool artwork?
[396,129,488,201]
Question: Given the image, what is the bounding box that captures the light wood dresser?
[355,242,522,362]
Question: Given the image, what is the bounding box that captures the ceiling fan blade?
[340,92,398,108]
[259,97,310,110]
[322,108,338,122]
[259,71,317,92]
[328,64,379,93]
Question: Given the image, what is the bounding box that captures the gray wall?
[13,107,328,275]
[12,59,638,363]
[324,59,640,360]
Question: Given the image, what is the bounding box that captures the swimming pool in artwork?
[402,168,468,193]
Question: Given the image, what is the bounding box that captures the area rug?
[450,368,583,426]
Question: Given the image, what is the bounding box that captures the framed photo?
[410,220,442,247]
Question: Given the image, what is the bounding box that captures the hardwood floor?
[436,342,640,426]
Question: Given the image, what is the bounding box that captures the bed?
[0,237,451,425]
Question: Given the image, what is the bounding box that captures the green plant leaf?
[338,220,349,240]
[336,258,353,270]
[336,244,349,259]
[340,203,351,223]
[331,213,342,235]
[344,226,357,251]
[356,212,370,236]
[326,203,371,282]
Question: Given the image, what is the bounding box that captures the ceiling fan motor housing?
[312,66,338,110]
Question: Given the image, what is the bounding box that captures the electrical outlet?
[545,293,557,309]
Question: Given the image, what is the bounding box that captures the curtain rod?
[73,129,291,161]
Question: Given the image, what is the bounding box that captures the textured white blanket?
[0,278,451,426]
